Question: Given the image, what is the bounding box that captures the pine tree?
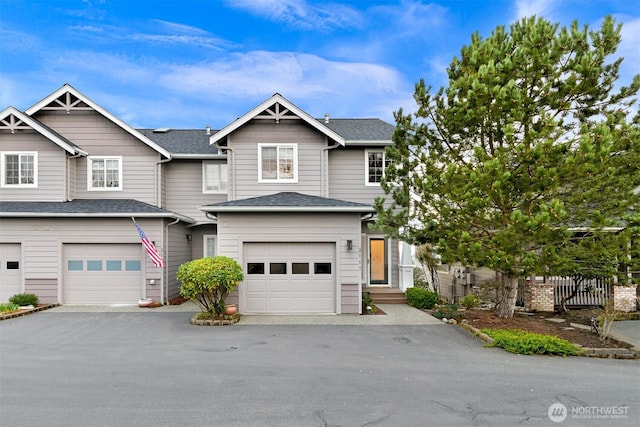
[374,16,640,318]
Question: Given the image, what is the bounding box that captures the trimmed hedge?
[481,328,584,356]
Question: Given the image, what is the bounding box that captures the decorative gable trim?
[0,107,87,155]
[25,84,172,159]
[209,93,346,146]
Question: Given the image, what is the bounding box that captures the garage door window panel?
[248,263,264,274]
[125,260,141,271]
[6,261,19,269]
[314,263,332,274]
[292,263,309,274]
[87,260,102,271]
[270,263,287,274]
[107,260,122,271]
[68,260,83,271]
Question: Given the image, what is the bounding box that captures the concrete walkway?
[46,302,443,325]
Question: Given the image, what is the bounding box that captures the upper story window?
[258,144,298,183]
[88,156,122,191]
[1,152,37,188]
[203,162,228,193]
[366,149,389,186]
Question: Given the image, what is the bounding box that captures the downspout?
[164,217,181,305]
[322,140,340,197]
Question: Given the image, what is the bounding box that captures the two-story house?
[0,84,412,313]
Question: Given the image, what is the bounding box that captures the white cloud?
[513,0,555,20]
[225,0,363,30]
[370,0,448,40]
[618,16,640,76]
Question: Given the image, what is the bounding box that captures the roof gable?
[0,107,87,155]
[210,93,346,146]
[25,84,172,159]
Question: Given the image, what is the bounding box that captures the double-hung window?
[365,149,388,185]
[258,144,297,183]
[88,156,122,190]
[1,152,37,188]
[203,162,228,193]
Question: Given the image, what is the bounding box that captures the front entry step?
[366,288,406,304]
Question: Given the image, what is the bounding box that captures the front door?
[368,237,389,286]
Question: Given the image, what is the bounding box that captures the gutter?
[0,212,196,223]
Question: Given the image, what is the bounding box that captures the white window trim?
[1,151,38,188]
[364,149,385,187]
[202,162,229,194]
[87,156,123,191]
[258,143,298,183]
[203,235,217,257]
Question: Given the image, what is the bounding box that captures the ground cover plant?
[482,328,584,356]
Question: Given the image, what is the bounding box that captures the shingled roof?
[138,129,221,157]
[201,192,375,213]
[0,199,194,222]
[319,118,394,143]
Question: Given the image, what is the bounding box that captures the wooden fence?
[548,277,612,306]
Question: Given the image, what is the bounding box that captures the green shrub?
[460,294,481,309]
[405,287,438,309]
[0,303,20,314]
[9,293,39,306]
[432,304,461,320]
[177,256,243,318]
[481,328,584,356]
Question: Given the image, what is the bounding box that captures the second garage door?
[244,242,336,314]
[63,244,144,304]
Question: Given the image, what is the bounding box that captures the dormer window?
[88,156,122,191]
[1,152,37,188]
[258,144,298,183]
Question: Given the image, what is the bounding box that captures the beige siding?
[341,283,360,314]
[25,279,58,304]
[328,148,386,205]
[0,131,67,201]
[166,221,192,301]
[33,110,161,204]
[216,212,362,313]
[230,121,325,199]
[164,160,227,223]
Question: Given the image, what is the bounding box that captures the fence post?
[524,281,555,312]
[612,285,637,312]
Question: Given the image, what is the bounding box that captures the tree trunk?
[494,276,519,318]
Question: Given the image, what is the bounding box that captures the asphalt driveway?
[1,311,638,426]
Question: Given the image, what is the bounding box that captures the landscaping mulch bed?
[0,304,60,321]
[463,308,633,349]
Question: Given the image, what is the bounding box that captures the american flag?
[134,222,166,268]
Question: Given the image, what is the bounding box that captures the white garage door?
[63,244,143,304]
[244,242,336,314]
[0,243,22,303]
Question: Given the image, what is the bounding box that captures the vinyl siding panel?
[0,131,67,201]
[230,121,324,199]
[33,110,161,204]
[25,279,58,304]
[341,283,360,314]
[328,148,386,205]
[164,160,227,223]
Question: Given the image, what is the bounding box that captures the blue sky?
[1,0,638,129]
